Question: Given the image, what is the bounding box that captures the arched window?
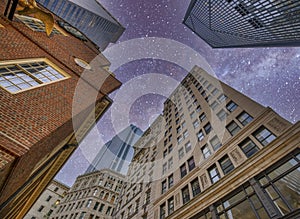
[93,189,98,196]
[104,193,109,201]
[99,191,104,199]
[110,195,115,204]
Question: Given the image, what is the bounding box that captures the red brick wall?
[0,0,121,205]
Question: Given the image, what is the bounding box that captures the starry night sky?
[56,0,300,186]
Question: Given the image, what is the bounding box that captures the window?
[205,95,212,102]
[257,151,300,216]
[16,15,63,35]
[204,123,212,134]
[99,204,105,212]
[196,105,201,112]
[163,150,168,158]
[182,186,190,204]
[235,3,249,16]
[216,185,267,219]
[217,109,228,121]
[168,135,172,142]
[160,203,166,219]
[86,199,92,208]
[54,187,59,192]
[248,17,264,29]
[202,144,211,159]
[37,205,44,212]
[210,135,222,151]
[0,59,69,93]
[46,195,52,201]
[193,120,199,129]
[219,155,234,175]
[183,130,189,139]
[161,180,167,194]
[226,101,238,112]
[176,126,182,133]
[190,111,196,119]
[168,174,174,188]
[168,144,173,153]
[188,157,195,171]
[207,84,213,91]
[210,101,219,110]
[180,164,187,178]
[237,111,253,126]
[218,94,227,102]
[93,202,99,210]
[177,135,183,144]
[185,141,192,153]
[178,147,185,159]
[226,121,241,136]
[168,157,173,169]
[197,130,205,141]
[208,165,220,184]
[106,206,112,215]
[239,138,259,158]
[168,197,174,214]
[162,163,167,175]
[253,126,276,146]
[191,178,201,196]
[212,88,219,96]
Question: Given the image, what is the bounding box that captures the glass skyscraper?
[37,0,125,51]
[184,0,300,48]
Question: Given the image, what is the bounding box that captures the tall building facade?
[51,169,125,219]
[36,0,125,51]
[24,180,70,219]
[0,1,121,218]
[183,0,300,48]
[114,66,300,219]
[86,124,143,175]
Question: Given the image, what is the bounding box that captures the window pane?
[273,169,300,211]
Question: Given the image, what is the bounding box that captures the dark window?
[180,164,187,178]
[168,197,174,214]
[253,126,276,146]
[168,174,174,188]
[161,180,167,194]
[235,3,249,16]
[46,195,52,202]
[191,178,201,197]
[199,113,206,122]
[160,203,166,219]
[248,17,263,29]
[204,123,212,134]
[93,202,99,210]
[182,186,190,204]
[188,157,195,171]
[237,111,253,126]
[219,155,235,175]
[217,109,228,121]
[38,205,44,212]
[163,150,168,158]
[208,164,220,184]
[54,187,59,192]
[226,121,241,136]
[239,138,259,158]
[226,101,238,112]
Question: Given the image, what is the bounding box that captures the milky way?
[56,0,300,186]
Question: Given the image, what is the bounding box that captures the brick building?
[0,1,121,218]
[24,180,70,219]
[114,66,300,218]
